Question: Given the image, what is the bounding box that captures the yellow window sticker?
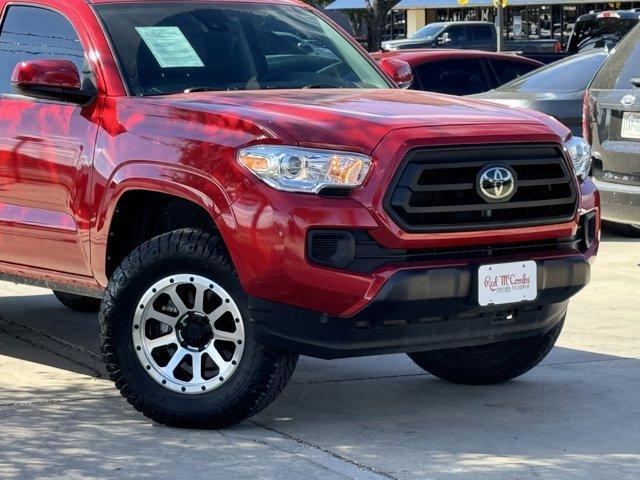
[136,26,204,68]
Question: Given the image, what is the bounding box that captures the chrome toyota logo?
[621,94,636,107]
[477,165,516,202]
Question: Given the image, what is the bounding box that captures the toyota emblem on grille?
[621,94,636,107]
[477,165,517,202]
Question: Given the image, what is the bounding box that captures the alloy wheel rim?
[132,274,245,394]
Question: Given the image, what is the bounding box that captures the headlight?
[237,146,372,194]
[563,136,591,181]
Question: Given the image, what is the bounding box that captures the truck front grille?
[384,144,578,232]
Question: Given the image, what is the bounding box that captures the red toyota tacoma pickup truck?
[0,0,599,428]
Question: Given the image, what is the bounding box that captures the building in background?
[327,0,640,49]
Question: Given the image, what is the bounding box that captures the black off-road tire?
[408,317,564,385]
[53,291,102,313]
[607,222,640,238]
[100,228,298,428]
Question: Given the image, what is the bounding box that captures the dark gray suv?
[585,24,640,237]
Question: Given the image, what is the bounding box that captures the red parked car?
[0,0,598,428]
[374,49,542,95]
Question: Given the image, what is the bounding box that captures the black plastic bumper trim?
[249,256,590,359]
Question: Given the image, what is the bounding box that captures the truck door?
[472,25,497,51]
[439,25,469,49]
[0,5,99,275]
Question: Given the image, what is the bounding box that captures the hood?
[382,38,435,49]
[145,89,549,154]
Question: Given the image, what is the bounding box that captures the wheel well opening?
[106,191,218,278]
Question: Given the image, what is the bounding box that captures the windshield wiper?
[184,84,344,93]
[183,86,224,93]
[184,86,243,93]
[302,84,342,89]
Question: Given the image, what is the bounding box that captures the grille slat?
[385,144,578,232]
[410,158,563,170]
[410,182,475,192]
[399,197,575,214]
[518,178,568,187]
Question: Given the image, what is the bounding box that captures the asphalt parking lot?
[0,230,638,480]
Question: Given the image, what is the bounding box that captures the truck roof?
[576,10,640,21]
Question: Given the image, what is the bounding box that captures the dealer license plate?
[478,261,537,306]
[621,112,640,140]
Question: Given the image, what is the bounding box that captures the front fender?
[91,161,239,286]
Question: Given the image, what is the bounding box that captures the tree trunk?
[367,10,386,51]
[365,0,399,52]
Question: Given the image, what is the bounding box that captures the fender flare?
[91,161,240,286]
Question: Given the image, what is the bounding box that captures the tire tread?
[408,319,564,385]
[100,228,297,428]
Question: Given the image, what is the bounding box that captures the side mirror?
[378,57,413,89]
[11,59,95,105]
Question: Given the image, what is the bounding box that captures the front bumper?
[221,170,598,317]
[249,255,589,358]
[593,178,640,225]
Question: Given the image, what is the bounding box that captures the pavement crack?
[0,317,105,378]
[248,420,400,480]
[542,357,636,366]
[292,372,427,385]
[0,395,121,409]
[217,429,348,477]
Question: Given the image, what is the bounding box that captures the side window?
[415,59,490,95]
[0,6,85,95]
[473,26,494,42]
[446,26,468,43]
[490,59,538,85]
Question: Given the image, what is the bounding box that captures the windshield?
[567,16,638,52]
[96,2,390,96]
[498,51,608,93]
[410,24,443,40]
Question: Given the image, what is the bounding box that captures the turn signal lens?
[238,154,270,172]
